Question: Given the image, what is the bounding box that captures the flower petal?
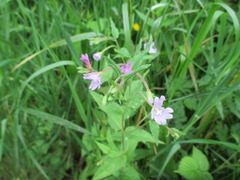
[149,48,157,54]
[83,72,100,80]
[165,107,174,113]
[121,62,133,74]
[89,79,102,90]
[154,116,167,125]
[154,96,165,107]
[80,54,91,67]
[83,72,102,90]
[162,108,173,119]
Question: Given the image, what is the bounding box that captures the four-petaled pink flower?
[151,96,173,125]
[144,42,157,54]
[121,62,133,74]
[80,54,91,67]
[83,72,102,90]
[93,52,102,61]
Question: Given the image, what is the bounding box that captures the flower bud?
[93,52,102,61]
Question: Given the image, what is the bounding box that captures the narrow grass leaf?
[21,108,92,135]
[110,18,119,39]
[18,126,50,180]
[106,57,121,75]
[213,2,240,39]
[12,32,100,72]
[179,139,240,152]
[122,3,134,53]
[0,119,7,161]
[169,7,222,100]
[158,143,181,178]
[124,64,151,81]
[21,61,75,89]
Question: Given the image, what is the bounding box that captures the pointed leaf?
[110,18,119,39]
[192,147,209,171]
[93,155,127,180]
[125,126,164,144]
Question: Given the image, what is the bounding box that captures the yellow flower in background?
[133,23,140,31]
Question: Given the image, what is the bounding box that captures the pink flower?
[144,42,157,54]
[83,72,102,90]
[121,62,133,74]
[93,52,102,61]
[80,54,91,67]
[151,96,173,125]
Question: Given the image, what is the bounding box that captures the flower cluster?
[78,41,173,125]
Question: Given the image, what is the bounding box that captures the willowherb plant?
[78,39,174,126]
[76,31,179,179]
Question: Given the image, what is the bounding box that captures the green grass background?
[0,0,240,179]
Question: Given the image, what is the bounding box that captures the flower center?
[154,107,163,115]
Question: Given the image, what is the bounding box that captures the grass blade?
[122,3,134,53]
[18,126,50,180]
[0,119,7,161]
[21,61,75,89]
[179,139,240,152]
[11,32,101,72]
[21,108,93,135]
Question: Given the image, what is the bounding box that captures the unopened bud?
[77,66,90,74]
[147,91,153,104]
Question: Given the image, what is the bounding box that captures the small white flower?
[93,52,102,61]
[151,96,173,125]
[144,42,157,54]
[83,72,102,90]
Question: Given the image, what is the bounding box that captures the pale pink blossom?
[151,96,173,125]
[83,72,102,90]
[144,42,157,54]
[80,54,91,67]
[121,62,133,74]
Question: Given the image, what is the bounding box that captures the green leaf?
[93,155,127,180]
[183,97,197,110]
[149,121,159,140]
[176,147,213,180]
[12,32,101,72]
[122,166,141,180]
[95,142,111,154]
[122,3,134,53]
[110,18,119,39]
[90,91,123,130]
[0,119,7,161]
[192,147,209,171]
[179,139,240,152]
[135,10,154,26]
[216,101,224,119]
[124,64,151,81]
[21,61,75,89]
[169,128,185,139]
[158,143,181,177]
[176,157,201,180]
[125,126,164,144]
[114,47,131,58]
[101,60,113,82]
[18,127,50,180]
[21,108,92,135]
[124,138,138,160]
[106,56,121,76]
[124,80,145,119]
